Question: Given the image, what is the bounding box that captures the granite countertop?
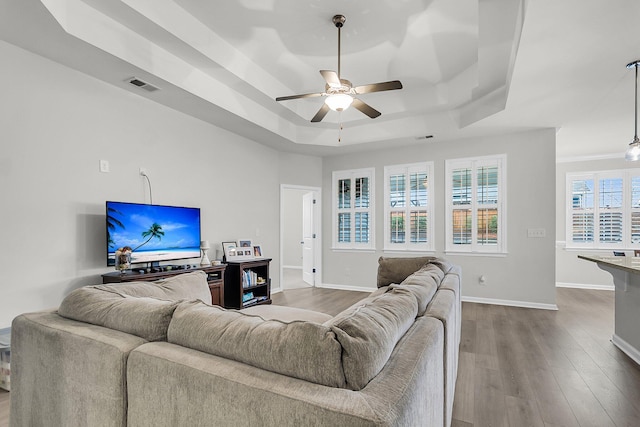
[578,254,640,275]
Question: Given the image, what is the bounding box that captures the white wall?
[555,157,637,289]
[0,41,321,328]
[322,129,557,307]
[0,37,561,327]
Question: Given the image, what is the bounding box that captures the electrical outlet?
[139,167,147,177]
[99,160,110,173]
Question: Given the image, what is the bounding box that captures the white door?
[302,192,315,285]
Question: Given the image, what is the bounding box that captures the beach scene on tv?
[107,202,201,266]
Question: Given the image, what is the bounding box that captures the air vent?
[415,135,434,140]
[126,77,159,92]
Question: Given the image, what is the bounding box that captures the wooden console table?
[101,264,226,306]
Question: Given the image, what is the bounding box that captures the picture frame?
[253,245,262,258]
[227,247,254,261]
[222,241,237,261]
[238,239,252,249]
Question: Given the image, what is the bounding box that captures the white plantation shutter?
[570,178,594,243]
[598,178,623,243]
[632,176,640,244]
[446,155,506,254]
[567,170,640,248]
[333,168,375,249]
[384,163,433,251]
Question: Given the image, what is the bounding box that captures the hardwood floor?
[1,287,638,427]
[453,288,640,427]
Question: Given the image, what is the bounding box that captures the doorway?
[280,185,321,290]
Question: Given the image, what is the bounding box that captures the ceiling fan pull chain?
[338,121,343,143]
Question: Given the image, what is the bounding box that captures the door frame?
[279,184,322,291]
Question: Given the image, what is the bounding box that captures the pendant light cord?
[635,62,638,139]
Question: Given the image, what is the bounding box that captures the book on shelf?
[242,270,260,288]
[242,298,258,306]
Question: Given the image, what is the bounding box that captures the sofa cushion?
[324,287,418,390]
[386,264,441,316]
[57,271,211,341]
[167,301,346,388]
[376,256,435,287]
[94,271,212,304]
[429,257,454,275]
[240,305,332,323]
[368,285,390,298]
[58,287,179,341]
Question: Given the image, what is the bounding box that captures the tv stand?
[101,264,226,306]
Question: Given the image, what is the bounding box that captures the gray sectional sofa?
[10,257,461,427]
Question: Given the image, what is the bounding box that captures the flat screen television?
[106,201,201,267]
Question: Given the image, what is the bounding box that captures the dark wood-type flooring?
[1,287,638,426]
[452,288,640,427]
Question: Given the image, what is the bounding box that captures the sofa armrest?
[10,311,146,427]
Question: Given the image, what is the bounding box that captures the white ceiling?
[1,0,639,159]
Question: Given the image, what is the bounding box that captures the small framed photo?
[222,241,237,261]
[253,245,262,258]
[238,239,252,248]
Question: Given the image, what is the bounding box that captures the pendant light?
[625,60,640,161]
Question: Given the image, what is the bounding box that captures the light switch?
[527,228,546,238]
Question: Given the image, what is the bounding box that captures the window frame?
[445,154,507,254]
[566,169,640,249]
[383,162,434,252]
[332,168,375,251]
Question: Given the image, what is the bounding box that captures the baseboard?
[316,283,376,293]
[556,282,614,291]
[461,296,558,311]
[612,334,640,366]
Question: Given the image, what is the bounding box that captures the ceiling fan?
[276,14,403,123]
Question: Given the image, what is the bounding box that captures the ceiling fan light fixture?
[325,93,353,111]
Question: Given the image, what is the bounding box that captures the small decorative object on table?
[114,246,132,273]
[200,240,211,266]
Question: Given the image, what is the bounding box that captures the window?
[566,169,640,248]
[445,155,507,253]
[384,162,434,251]
[333,168,375,250]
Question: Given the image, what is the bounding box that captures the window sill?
[444,251,508,258]
[563,246,636,252]
[331,247,376,253]
[383,248,435,254]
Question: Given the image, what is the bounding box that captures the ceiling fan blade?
[311,104,331,122]
[320,70,341,88]
[354,80,403,94]
[276,92,324,102]
[352,98,381,119]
